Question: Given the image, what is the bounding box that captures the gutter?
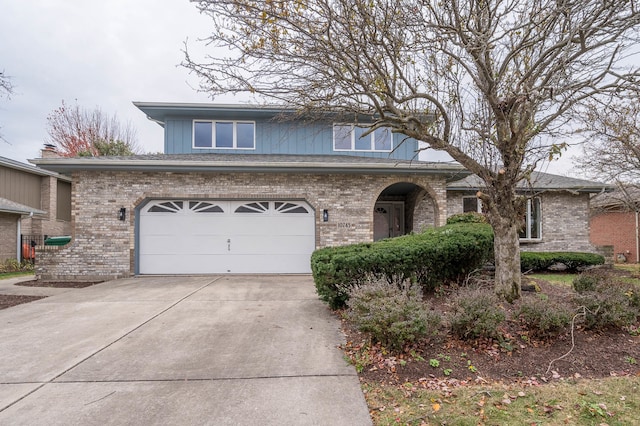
[145,115,165,128]
[31,158,469,178]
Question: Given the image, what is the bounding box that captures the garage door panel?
[140,234,228,255]
[140,254,230,274]
[225,254,312,273]
[230,235,315,254]
[226,217,313,236]
[139,200,315,274]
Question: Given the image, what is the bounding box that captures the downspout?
[16,216,21,261]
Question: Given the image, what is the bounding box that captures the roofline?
[0,155,72,182]
[132,101,295,113]
[0,208,46,215]
[447,184,612,194]
[31,157,469,178]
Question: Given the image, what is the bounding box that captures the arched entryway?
[373,182,438,241]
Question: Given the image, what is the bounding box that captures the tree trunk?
[491,218,522,302]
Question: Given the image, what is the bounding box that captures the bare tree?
[0,70,14,142]
[46,100,140,157]
[184,0,640,300]
[575,98,640,210]
[0,70,12,98]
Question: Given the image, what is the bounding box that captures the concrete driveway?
[0,275,372,425]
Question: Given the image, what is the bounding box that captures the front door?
[373,202,404,241]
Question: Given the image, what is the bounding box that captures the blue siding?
[163,117,420,160]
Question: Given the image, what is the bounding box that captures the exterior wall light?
[118,207,127,221]
[323,209,329,222]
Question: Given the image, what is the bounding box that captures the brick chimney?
[41,144,60,158]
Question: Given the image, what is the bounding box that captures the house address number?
[336,222,356,229]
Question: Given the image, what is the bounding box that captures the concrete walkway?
[0,275,372,425]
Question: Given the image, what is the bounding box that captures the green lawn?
[527,272,576,286]
[0,271,35,280]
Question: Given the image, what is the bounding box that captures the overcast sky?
[0,0,580,176]
[0,0,227,163]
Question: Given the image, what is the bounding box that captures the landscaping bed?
[342,277,639,384]
[0,295,45,310]
[338,267,640,424]
[0,280,104,310]
[16,280,103,288]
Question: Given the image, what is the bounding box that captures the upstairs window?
[333,124,392,152]
[193,120,255,149]
[519,197,542,241]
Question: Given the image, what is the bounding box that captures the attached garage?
[138,199,316,274]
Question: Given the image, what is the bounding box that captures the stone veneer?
[36,170,448,280]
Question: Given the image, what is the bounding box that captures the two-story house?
[0,155,71,263]
[31,103,608,281]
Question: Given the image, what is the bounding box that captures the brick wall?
[590,211,637,263]
[36,170,448,280]
[0,213,19,262]
[447,191,597,253]
[524,192,595,253]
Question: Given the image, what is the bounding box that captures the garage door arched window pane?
[235,202,269,213]
[148,201,184,213]
[189,201,224,213]
[275,202,309,214]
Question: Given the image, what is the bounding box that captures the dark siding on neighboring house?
[56,180,72,221]
[0,167,42,209]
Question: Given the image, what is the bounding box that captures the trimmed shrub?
[311,223,494,309]
[346,281,440,350]
[572,275,599,293]
[516,295,572,339]
[520,251,605,272]
[449,289,506,340]
[446,212,487,224]
[574,286,639,330]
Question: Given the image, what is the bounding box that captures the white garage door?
[139,200,315,274]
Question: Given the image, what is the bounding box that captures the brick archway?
[372,178,446,240]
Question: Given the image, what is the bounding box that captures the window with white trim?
[193,120,255,149]
[333,124,392,152]
[519,197,541,240]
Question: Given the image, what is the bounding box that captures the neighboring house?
[590,189,640,263]
[31,102,609,280]
[0,155,72,263]
[447,172,611,253]
[0,198,45,263]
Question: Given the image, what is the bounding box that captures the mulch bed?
[15,280,103,288]
[0,295,46,310]
[341,271,640,385]
[0,280,104,310]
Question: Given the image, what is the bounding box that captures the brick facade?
[36,171,448,280]
[0,213,19,261]
[447,191,597,253]
[590,211,638,263]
